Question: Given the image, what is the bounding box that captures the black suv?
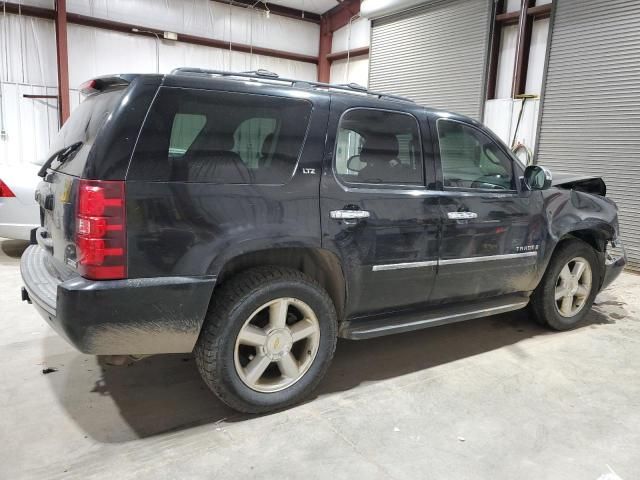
[21,69,626,413]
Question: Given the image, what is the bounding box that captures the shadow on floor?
[43,306,616,443]
[1,238,29,259]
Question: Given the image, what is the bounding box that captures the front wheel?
[195,267,337,413]
[530,239,600,330]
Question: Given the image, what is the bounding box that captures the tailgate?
[35,172,81,271]
[34,85,129,273]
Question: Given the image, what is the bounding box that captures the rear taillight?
[76,179,127,280]
[0,179,16,197]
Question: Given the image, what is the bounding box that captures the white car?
[0,163,40,240]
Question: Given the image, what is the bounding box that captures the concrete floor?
[1,239,638,480]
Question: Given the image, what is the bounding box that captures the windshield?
[38,88,126,176]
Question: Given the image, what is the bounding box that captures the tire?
[530,239,601,331]
[194,266,337,413]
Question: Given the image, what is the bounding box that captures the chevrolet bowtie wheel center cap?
[263,328,293,360]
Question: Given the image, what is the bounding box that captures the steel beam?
[55,0,71,124]
[512,0,536,97]
[486,0,504,100]
[317,0,361,82]
[326,46,369,62]
[318,18,333,82]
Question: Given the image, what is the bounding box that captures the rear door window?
[129,88,312,184]
[334,108,424,186]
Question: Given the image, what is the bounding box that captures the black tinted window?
[437,119,514,190]
[46,88,126,176]
[129,88,312,183]
[335,109,423,185]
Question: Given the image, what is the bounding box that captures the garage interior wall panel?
[0,1,318,167]
[330,56,370,87]
[368,0,492,119]
[535,0,640,271]
[0,14,59,166]
[67,0,320,57]
[332,17,371,52]
[66,24,317,88]
[330,18,371,87]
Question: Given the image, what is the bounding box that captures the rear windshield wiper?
[38,141,83,177]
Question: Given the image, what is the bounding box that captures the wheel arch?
[558,228,611,253]
[215,247,347,322]
[543,225,613,289]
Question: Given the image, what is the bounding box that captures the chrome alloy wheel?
[233,298,321,393]
[554,256,593,318]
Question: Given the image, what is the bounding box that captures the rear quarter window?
[128,87,312,184]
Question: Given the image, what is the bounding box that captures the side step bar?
[339,294,530,340]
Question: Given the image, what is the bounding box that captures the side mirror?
[523,165,552,190]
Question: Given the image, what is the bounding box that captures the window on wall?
[130,88,312,184]
[334,109,423,186]
[488,0,553,99]
[437,119,514,191]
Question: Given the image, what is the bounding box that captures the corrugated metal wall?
[368,0,492,120]
[536,0,640,271]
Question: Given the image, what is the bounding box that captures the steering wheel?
[470,174,509,190]
[346,154,365,172]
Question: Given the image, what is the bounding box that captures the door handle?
[447,211,478,220]
[330,210,370,220]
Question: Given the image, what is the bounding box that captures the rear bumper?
[21,245,216,355]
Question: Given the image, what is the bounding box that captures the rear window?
[128,87,312,184]
[44,88,126,176]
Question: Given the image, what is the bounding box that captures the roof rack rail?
[170,67,415,104]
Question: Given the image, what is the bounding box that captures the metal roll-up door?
[369,0,492,120]
[535,0,640,271]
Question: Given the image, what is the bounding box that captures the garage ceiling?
[268,0,340,14]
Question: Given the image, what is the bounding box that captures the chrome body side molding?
[373,251,537,271]
[439,251,537,265]
[372,260,437,271]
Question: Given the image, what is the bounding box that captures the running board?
[339,294,530,340]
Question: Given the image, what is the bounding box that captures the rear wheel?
[530,239,600,330]
[195,267,337,413]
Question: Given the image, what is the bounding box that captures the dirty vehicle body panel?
[21,71,626,355]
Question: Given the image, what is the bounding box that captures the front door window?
[437,119,515,191]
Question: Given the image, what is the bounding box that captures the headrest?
[361,134,399,158]
[190,128,235,152]
[261,133,275,157]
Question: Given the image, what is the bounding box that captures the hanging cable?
[228,1,232,70]
[131,29,160,73]
[249,2,255,70]
[344,14,360,84]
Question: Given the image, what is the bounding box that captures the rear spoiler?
[79,74,138,96]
